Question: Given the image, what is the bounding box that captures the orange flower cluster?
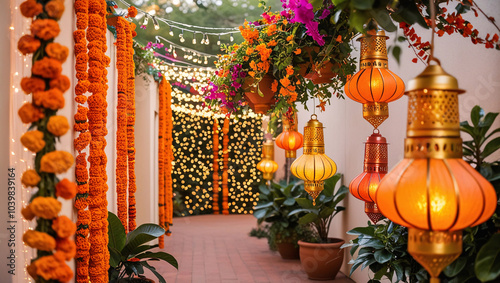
[127,6,138,18]
[255,43,272,61]
[164,80,173,236]
[239,22,260,45]
[55,178,77,199]
[18,1,76,281]
[222,118,230,215]
[212,119,220,214]
[85,1,110,281]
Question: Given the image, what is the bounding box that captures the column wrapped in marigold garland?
[17,0,76,281]
[164,80,173,235]
[212,119,220,214]
[158,78,167,248]
[86,0,110,281]
[222,118,230,215]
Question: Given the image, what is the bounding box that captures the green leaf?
[481,137,500,159]
[370,9,397,32]
[349,10,370,33]
[374,249,392,264]
[443,257,467,277]
[298,212,319,225]
[253,208,267,221]
[475,233,500,282]
[136,251,179,269]
[109,246,122,268]
[393,262,404,281]
[108,212,126,251]
[122,224,165,257]
[283,197,296,206]
[259,184,270,195]
[141,261,167,283]
[296,197,314,209]
[471,105,481,127]
[130,244,158,257]
[309,0,323,11]
[319,206,336,218]
[392,45,401,65]
[254,202,274,210]
[347,226,375,236]
[351,0,374,10]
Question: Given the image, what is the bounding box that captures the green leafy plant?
[108,212,178,283]
[253,179,313,249]
[289,173,348,243]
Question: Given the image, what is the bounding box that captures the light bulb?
[152,16,160,30]
[192,37,197,44]
[230,34,234,42]
[143,16,149,26]
[205,35,210,45]
[180,35,185,43]
[169,27,174,36]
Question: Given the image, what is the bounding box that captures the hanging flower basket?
[298,47,338,85]
[243,74,276,114]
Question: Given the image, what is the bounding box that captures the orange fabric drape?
[212,119,220,214]
[222,118,230,215]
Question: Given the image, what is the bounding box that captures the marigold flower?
[20,77,45,94]
[33,88,65,110]
[55,178,77,200]
[46,115,69,137]
[31,19,60,40]
[20,130,46,153]
[34,255,73,282]
[45,0,65,19]
[23,230,56,251]
[18,103,44,124]
[73,30,85,44]
[30,197,61,219]
[45,43,69,63]
[293,48,301,55]
[17,35,41,55]
[55,238,76,261]
[32,57,62,79]
[40,151,74,174]
[21,205,35,220]
[52,215,76,238]
[22,169,41,187]
[20,0,43,18]
[49,75,70,93]
[128,6,138,18]
[27,263,38,280]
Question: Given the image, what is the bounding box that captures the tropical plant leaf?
[109,246,122,268]
[374,249,392,263]
[253,208,267,221]
[481,137,500,159]
[254,202,274,210]
[475,233,500,282]
[347,226,375,236]
[130,244,158,257]
[470,105,482,127]
[136,252,179,269]
[122,224,165,257]
[108,212,126,252]
[141,261,166,283]
[283,197,296,206]
[444,256,467,277]
[296,197,314,209]
[298,212,318,225]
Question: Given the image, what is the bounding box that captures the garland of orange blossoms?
[212,119,220,214]
[158,79,167,248]
[222,118,230,215]
[86,0,110,281]
[164,80,173,236]
[115,17,129,232]
[125,18,138,232]
[18,0,76,282]
[73,1,91,281]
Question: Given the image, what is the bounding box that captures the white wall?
[296,2,500,281]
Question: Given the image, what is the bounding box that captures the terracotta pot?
[276,242,300,260]
[243,74,276,114]
[298,238,345,280]
[298,46,337,84]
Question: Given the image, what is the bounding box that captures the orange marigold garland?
[212,119,220,214]
[222,118,230,215]
[164,81,173,235]
[158,79,167,248]
[115,17,129,232]
[86,0,109,281]
[17,0,75,282]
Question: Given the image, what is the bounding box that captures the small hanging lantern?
[290,115,337,204]
[344,30,405,129]
[257,140,278,180]
[349,130,388,224]
[275,115,303,158]
[376,61,497,283]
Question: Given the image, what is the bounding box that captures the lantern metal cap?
[406,61,465,93]
[306,114,323,128]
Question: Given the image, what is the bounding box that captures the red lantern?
[349,131,387,223]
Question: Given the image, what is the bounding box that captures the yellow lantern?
[257,140,278,180]
[376,61,497,283]
[344,30,405,129]
[290,115,337,204]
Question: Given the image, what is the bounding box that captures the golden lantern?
[257,140,278,180]
[275,116,303,158]
[291,115,337,204]
[344,30,405,129]
[349,130,388,224]
[376,61,497,283]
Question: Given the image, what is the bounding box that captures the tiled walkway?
[150,214,355,283]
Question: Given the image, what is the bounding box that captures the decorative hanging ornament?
[349,130,388,224]
[376,60,497,283]
[344,30,405,129]
[257,140,278,180]
[291,115,337,205]
[276,115,303,158]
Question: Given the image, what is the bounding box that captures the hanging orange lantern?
[349,130,388,224]
[275,115,303,158]
[290,115,337,204]
[344,30,405,129]
[257,140,278,180]
[376,61,497,283]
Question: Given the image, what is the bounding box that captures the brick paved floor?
[149,214,355,283]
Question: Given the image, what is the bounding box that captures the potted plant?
[253,179,313,259]
[107,212,178,283]
[288,173,349,280]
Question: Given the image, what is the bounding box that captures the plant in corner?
[253,179,314,259]
[288,173,349,280]
[108,212,178,283]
